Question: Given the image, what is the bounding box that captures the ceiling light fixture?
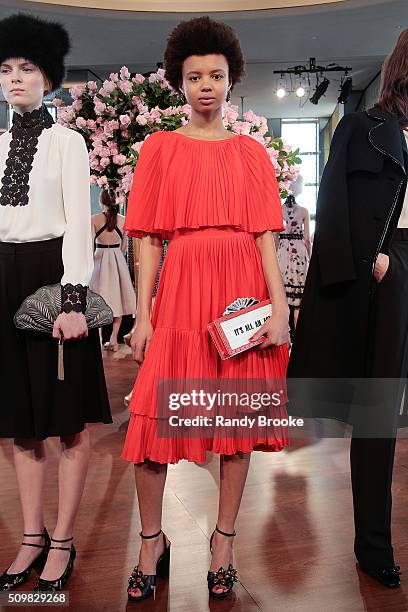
[338,76,353,104]
[310,77,330,105]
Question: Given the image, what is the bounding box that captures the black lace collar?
[11,104,54,132]
[0,105,54,207]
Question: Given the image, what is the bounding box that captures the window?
[281,119,319,232]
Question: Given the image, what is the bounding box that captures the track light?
[338,77,353,104]
[310,77,330,105]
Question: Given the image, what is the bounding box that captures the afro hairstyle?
[164,16,245,93]
[0,13,71,92]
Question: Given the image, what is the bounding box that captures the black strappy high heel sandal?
[0,528,50,591]
[207,526,238,599]
[34,536,76,592]
[127,529,171,603]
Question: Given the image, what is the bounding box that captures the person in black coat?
[288,29,408,588]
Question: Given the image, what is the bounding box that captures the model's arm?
[130,234,163,363]
[302,207,312,257]
[53,131,93,341]
[251,231,289,347]
[121,230,128,254]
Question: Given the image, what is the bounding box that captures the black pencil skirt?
[0,237,112,440]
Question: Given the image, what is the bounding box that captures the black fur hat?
[0,13,71,92]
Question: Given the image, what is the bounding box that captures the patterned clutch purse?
[207,297,272,360]
[14,283,113,380]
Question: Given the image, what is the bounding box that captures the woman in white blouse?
[0,14,112,593]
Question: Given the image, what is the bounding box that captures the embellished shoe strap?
[208,564,239,586]
[128,566,157,599]
[49,536,73,551]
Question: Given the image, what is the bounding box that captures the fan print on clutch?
[14,283,113,380]
[223,297,260,316]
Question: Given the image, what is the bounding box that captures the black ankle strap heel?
[127,529,171,602]
[207,525,238,600]
[0,528,50,592]
[34,536,76,592]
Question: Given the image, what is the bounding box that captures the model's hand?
[53,312,88,341]
[131,319,154,364]
[249,309,290,348]
[374,253,390,283]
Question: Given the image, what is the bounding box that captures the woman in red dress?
[123,17,290,602]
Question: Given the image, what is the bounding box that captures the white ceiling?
[0,0,406,118]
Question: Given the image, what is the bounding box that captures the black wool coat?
[288,106,408,424]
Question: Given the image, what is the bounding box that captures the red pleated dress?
[122,131,289,464]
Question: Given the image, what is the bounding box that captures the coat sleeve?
[314,113,357,287]
[60,130,94,286]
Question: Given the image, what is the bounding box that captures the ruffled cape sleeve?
[240,136,284,234]
[124,132,163,238]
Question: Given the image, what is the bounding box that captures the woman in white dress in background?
[91,188,136,351]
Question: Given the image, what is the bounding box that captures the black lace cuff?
[61,283,87,314]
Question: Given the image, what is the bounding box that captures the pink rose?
[100,157,111,168]
[157,68,166,79]
[87,81,97,92]
[243,110,256,123]
[149,108,161,123]
[120,66,130,79]
[52,98,62,107]
[97,176,108,186]
[87,119,96,129]
[120,174,133,194]
[75,117,87,129]
[118,80,132,95]
[107,81,117,94]
[72,100,82,112]
[148,74,158,84]
[94,101,106,114]
[119,114,131,127]
[136,115,148,126]
[90,175,98,184]
[113,154,126,165]
[109,72,119,82]
[133,74,145,84]
[70,85,84,99]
